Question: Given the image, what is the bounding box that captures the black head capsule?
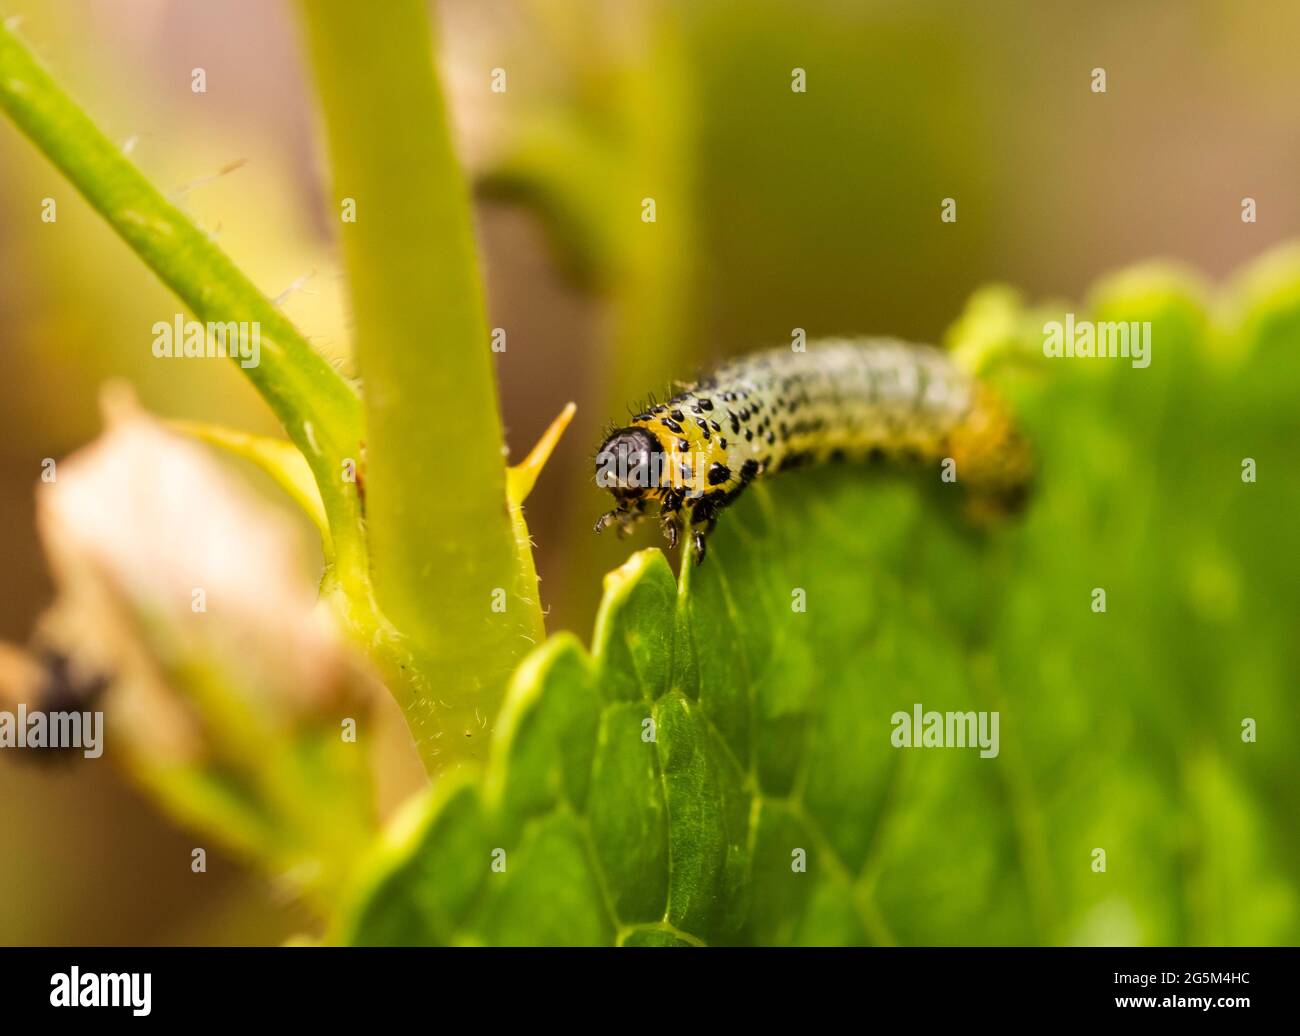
[593,427,672,539]
[594,427,666,495]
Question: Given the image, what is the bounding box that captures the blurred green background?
[1,0,1297,943]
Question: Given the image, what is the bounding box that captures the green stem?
[299,0,545,771]
[0,18,368,589]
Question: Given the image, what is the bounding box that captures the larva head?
[594,427,667,502]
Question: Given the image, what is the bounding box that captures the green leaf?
[340,247,1300,946]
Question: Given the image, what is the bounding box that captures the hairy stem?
[299,0,545,771]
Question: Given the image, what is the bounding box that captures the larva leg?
[659,491,683,550]
[689,516,717,565]
[660,516,679,550]
[596,497,657,538]
[683,496,719,565]
[594,507,643,537]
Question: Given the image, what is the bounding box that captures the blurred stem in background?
[483,0,698,408]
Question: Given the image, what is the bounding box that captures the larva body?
[594,338,1033,562]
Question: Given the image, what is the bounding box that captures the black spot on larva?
[709,420,721,432]
[671,409,685,422]
[729,413,741,434]
[744,429,753,441]
[707,462,731,486]
[740,459,760,482]
[677,439,690,452]
[698,398,714,411]
[766,431,775,445]
[867,446,886,463]
[662,417,683,434]
[695,418,709,432]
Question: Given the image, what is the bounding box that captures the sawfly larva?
[594,338,1032,563]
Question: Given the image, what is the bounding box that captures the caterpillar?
[594,338,1033,563]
